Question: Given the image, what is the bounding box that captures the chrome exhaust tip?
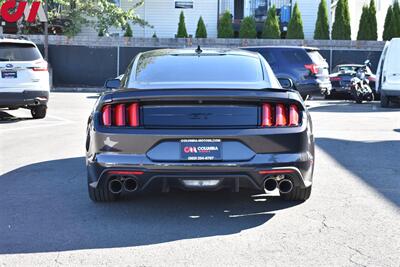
[108,179,123,194]
[278,179,293,194]
[263,178,278,192]
[123,178,138,192]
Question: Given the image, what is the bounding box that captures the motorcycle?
[350,60,375,104]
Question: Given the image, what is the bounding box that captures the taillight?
[261,103,301,128]
[30,60,48,72]
[114,104,126,126]
[289,105,299,126]
[304,64,318,75]
[275,104,287,126]
[102,105,112,126]
[127,103,139,127]
[261,103,273,127]
[368,76,376,82]
[330,76,341,81]
[101,103,139,127]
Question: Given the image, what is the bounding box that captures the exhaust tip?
[123,178,138,192]
[264,178,278,192]
[109,179,123,194]
[278,179,293,194]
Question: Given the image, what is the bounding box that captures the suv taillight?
[101,103,139,127]
[304,64,318,75]
[29,60,48,72]
[261,103,300,127]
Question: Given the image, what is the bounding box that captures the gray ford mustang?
[86,48,315,202]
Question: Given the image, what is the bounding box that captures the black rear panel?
[142,104,259,128]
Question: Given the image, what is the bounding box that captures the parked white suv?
[0,37,50,118]
[376,38,400,108]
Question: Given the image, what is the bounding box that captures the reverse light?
[304,64,318,75]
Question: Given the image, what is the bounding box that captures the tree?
[369,0,378,40]
[239,16,257,38]
[218,11,234,38]
[314,0,330,39]
[0,0,150,37]
[124,23,133,37]
[286,2,304,39]
[176,11,188,38]
[195,16,207,38]
[357,5,370,40]
[262,5,281,39]
[332,0,351,40]
[383,6,394,40]
[393,1,400,37]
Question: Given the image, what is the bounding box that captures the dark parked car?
[242,46,332,98]
[86,48,315,202]
[329,64,376,99]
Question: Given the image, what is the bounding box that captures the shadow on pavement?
[308,101,400,113]
[316,138,400,207]
[0,157,299,254]
[0,110,33,123]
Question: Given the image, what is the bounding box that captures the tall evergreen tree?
[369,0,378,40]
[124,23,133,37]
[357,5,370,40]
[314,0,330,39]
[287,2,304,39]
[383,6,394,40]
[195,16,208,38]
[393,1,400,37]
[332,0,351,40]
[262,5,281,39]
[239,16,257,38]
[218,11,234,38]
[176,11,188,38]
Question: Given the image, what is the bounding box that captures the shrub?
[195,16,207,38]
[383,6,394,40]
[357,5,370,40]
[239,16,257,38]
[176,11,188,38]
[332,0,351,40]
[218,11,234,38]
[314,0,330,39]
[262,5,281,39]
[287,2,304,39]
[368,0,378,40]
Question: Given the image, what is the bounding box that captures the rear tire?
[380,91,390,108]
[281,186,312,201]
[31,105,47,119]
[88,180,118,202]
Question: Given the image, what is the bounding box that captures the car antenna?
[195,45,202,54]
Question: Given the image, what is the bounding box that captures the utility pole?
[44,0,49,61]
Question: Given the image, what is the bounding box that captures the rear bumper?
[0,90,49,108]
[382,89,400,97]
[297,80,332,96]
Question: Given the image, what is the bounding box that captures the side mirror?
[104,78,121,90]
[277,77,294,89]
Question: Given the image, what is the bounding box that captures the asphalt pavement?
[0,93,399,266]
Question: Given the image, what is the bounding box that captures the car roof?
[138,48,261,59]
[0,37,36,45]
[241,45,320,51]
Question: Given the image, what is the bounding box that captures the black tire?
[380,91,390,108]
[88,180,118,202]
[31,105,47,119]
[281,186,312,201]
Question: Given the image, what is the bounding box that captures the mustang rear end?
[85,49,315,202]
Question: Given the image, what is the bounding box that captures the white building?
[77,0,391,40]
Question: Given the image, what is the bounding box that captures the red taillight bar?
[108,170,144,175]
[102,105,112,126]
[304,64,318,75]
[261,103,273,127]
[289,105,299,126]
[114,104,126,126]
[127,103,139,127]
[275,104,287,127]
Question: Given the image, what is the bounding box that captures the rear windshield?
[279,48,313,65]
[307,50,326,65]
[0,43,42,61]
[135,54,264,83]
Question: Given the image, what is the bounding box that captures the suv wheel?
[281,186,312,201]
[31,105,47,119]
[380,91,390,108]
